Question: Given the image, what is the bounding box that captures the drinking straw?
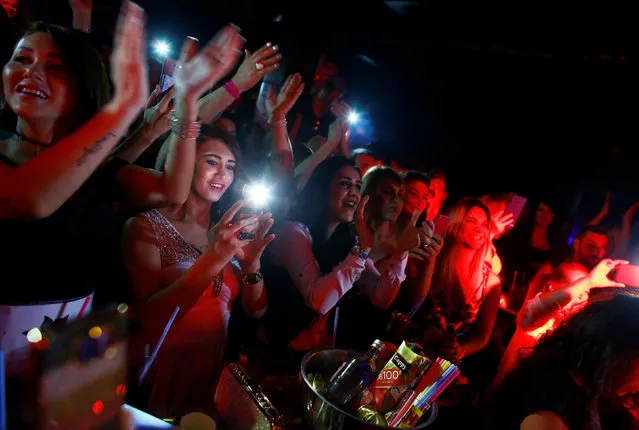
[415,365,459,408]
[422,367,460,405]
[139,306,180,385]
[390,359,450,427]
[77,295,92,319]
[56,302,68,320]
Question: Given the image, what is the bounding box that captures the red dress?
[137,210,241,417]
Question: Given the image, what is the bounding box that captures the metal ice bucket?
[300,349,437,429]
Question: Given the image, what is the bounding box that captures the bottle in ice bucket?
[327,339,385,406]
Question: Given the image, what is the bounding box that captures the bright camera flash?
[347,111,360,125]
[153,40,170,57]
[244,183,271,208]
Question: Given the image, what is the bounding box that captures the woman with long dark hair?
[123,126,274,417]
[262,156,407,356]
[0,2,244,361]
[488,289,639,429]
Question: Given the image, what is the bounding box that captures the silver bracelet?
[268,117,287,128]
[170,112,201,139]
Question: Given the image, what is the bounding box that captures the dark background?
[8,0,639,221]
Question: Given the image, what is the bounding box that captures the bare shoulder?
[488,271,502,291]
[122,214,157,244]
[520,411,568,430]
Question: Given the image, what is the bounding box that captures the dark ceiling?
[16,0,639,216]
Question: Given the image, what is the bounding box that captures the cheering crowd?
[2,1,639,428]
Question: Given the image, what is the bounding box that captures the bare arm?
[588,192,610,226]
[122,216,230,337]
[0,104,139,219]
[293,130,340,192]
[459,275,501,358]
[111,86,174,164]
[0,2,147,219]
[70,0,92,31]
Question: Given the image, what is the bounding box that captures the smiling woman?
[122,125,274,417]
[0,3,246,371]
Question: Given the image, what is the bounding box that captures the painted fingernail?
[272,45,278,50]
[266,42,272,47]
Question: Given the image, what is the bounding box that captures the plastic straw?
[415,365,459,408]
[423,367,460,405]
[139,306,179,385]
[390,358,449,427]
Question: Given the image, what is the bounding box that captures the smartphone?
[505,195,528,226]
[25,312,128,430]
[230,183,271,241]
[159,57,177,98]
[613,265,639,288]
[433,214,452,236]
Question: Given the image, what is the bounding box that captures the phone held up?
[432,214,452,237]
[19,311,128,430]
[505,195,528,226]
[232,182,272,241]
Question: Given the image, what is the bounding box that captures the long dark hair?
[1,23,110,134]
[492,290,639,429]
[290,156,358,273]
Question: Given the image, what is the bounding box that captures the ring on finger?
[255,62,264,71]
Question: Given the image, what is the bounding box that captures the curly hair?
[491,289,639,429]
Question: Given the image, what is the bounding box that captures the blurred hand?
[492,211,515,238]
[207,201,259,265]
[235,212,276,272]
[396,211,421,253]
[232,43,281,93]
[266,73,305,121]
[409,233,444,264]
[587,258,629,289]
[141,85,174,142]
[173,26,245,103]
[354,196,375,251]
[109,1,149,116]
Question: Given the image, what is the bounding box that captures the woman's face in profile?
[3,32,76,125]
[328,166,361,223]
[192,138,236,203]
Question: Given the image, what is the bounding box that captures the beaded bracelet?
[268,117,287,128]
[170,112,201,139]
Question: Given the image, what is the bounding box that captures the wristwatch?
[350,243,369,260]
[241,270,264,285]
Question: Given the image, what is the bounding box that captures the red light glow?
[116,384,127,397]
[92,400,104,415]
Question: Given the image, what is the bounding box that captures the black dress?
[0,135,128,304]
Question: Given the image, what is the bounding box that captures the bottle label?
[357,363,375,388]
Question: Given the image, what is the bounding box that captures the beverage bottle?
[327,339,385,406]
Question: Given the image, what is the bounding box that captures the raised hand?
[235,213,276,272]
[173,26,245,103]
[207,201,260,266]
[491,211,515,238]
[109,1,149,117]
[587,258,629,289]
[232,43,281,93]
[354,196,375,251]
[266,73,305,121]
[141,85,174,142]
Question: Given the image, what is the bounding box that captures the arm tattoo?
[76,132,117,166]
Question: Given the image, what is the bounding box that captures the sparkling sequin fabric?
[141,209,201,267]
